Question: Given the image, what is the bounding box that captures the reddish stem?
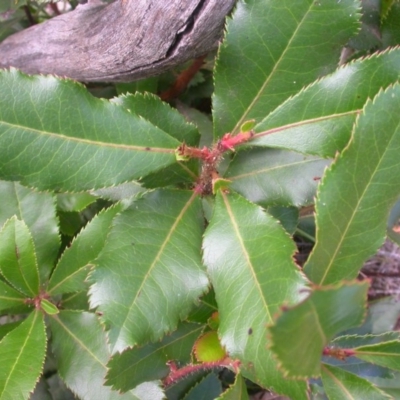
[323,347,355,360]
[163,359,240,387]
[160,55,207,101]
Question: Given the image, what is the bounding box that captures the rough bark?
[0,0,236,82]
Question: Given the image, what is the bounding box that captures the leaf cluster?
[1,0,400,399]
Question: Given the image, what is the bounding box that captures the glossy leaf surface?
[48,204,123,295]
[203,191,308,399]
[354,341,400,372]
[56,193,96,212]
[90,190,208,352]
[0,311,46,400]
[321,364,391,400]
[0,217,40,296]
[213,0,360,138]
[0,279,26,311]
[251,48,400,157]
[112,92,199,187]
[106,322,203,392]
[270,282,369,378]
[225,148,329,207]
[48,311,142,400]
[304,84,400,285]
[0,70,179,192]
[0,181,59,282]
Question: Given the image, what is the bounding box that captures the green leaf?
[91,182,145,202]
[106,322,204,392]
[0,69,180,192]
[56,193,96,212]
[348,0,381,51]
[48,311,142,400]
[216,373,249,400]
[321,364,392,400]
[382,2,400,46]
[202,191,308,399]
[381,0,398,20]
[0,217,40,296]
[0,311,46,400]
[345,297,400,335]
[0,0,27,12]
[182,373,222,400]
[111,92,199,188]
[267,206,299,235]
[304,84,400,285]
[269,281,369,378]
[61,291,89,311]
[40,298,59,315]
[90,189,209,352]
[225,148,329,207]
[213,0,360,138]
[0,321,22,341]
[354,341,400,372]
[115,77,159,95]
[250,48,400,157]
[0,181,59,282]
[368,373,400,398]
[0,279,26,311]
[48,203,123,295]
[326,333,399,379]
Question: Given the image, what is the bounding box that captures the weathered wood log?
[0,0,236,82]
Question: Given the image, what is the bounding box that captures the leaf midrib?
[254,110,359,140]
[316,119,400,285]
[0,312,41,397]
[230,2,314,135]
[229,158,322,181]
[0,121,177,153]
[221,191,272,322]
[113,192,198,351]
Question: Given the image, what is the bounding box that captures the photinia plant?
[1,0,400,399]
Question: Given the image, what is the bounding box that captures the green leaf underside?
[354,341,400,372]
[106,322,203,392]
[269,282,369,378]
[0,69,179,192]
[225,148,329,207]
[0,311,46,400]
[0,279,26,311]
[90,189,209,353]
[304,84,400,285]
[0,217,40,296]
[202,191,308,399]
[48,203,123,295]
[112,92,199,187]
[48,311,142,400]
[251,48,400,158]
[216,373,249,400]
[321,364,392,400]
[213,0,360,138]
[0,181,59,283]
